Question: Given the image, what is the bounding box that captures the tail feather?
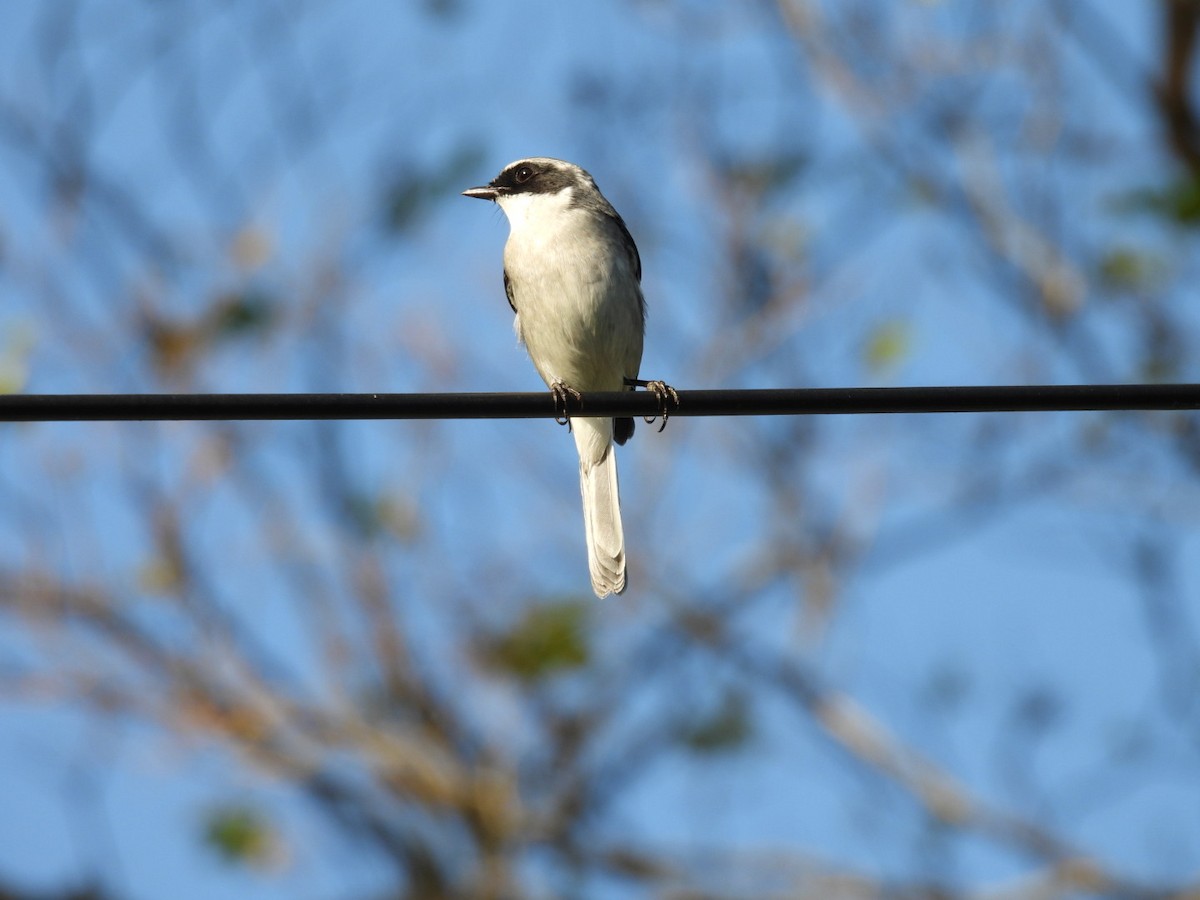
[574,419,626,598]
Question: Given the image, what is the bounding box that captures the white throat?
[496,187,576,236]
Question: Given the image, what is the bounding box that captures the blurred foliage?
[921,665,972,714]
[722,152,810,197]
[0,320,34,394]
[1112,174,1200,226]
[142,292,277,378]
[382,144,486,233]
[1139,313,1186,382]
[424,0,464,18]
[2,2,1200,898]
[345,492,422,542]
[203,807,280,869]
[230,228,274,272]
[1011,687,1062,736]
[1097,247,1168,293]
[676,689,752,754]
[136,555,184,596]
[863,319,913,375]
[480,600,590,681]
[210,291,277,337]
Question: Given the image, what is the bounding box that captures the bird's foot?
[625,377,680,432]
[644,381,680,431]
[550,380,582,430]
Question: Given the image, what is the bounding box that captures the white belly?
[503,205,643,392]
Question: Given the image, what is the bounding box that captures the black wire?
[1,384,1198,422]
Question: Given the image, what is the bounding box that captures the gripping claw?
[550,380,582,430]
[625,377,680,432]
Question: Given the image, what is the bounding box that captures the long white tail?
[574,418,626,598]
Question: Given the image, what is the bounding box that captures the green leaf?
[1097,247,1166,292]
[209,291,277,337]
[863,319,912,374]
[482,601,590,681]
[677,690,752,754]
[204,806,277,867]
[1110,175,1200,227]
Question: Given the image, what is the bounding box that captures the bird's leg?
[624,377,680,432]
[549,379,582,430]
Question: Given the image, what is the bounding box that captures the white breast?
[497,189,644,394]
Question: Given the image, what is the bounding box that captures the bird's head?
[462,157,600,226]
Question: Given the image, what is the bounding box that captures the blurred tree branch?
[1,1,1199,898]
[1158,0,1200,175]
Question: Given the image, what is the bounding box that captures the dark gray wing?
[605,210,645,324]
[503,268,517,313]
[608,211,642,283]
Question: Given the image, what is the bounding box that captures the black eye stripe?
[494,161,575,195]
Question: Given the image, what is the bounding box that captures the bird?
[463,157,675,598]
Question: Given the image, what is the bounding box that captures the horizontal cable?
[0,384,1198,422]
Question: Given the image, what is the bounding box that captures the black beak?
[462,185,500,201]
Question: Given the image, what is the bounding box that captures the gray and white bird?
[464,157,671,598]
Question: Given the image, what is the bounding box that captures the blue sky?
[1,1,1199,898]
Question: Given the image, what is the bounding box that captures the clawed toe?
[550,380,582,429]
[644,380,680,431]
[623,378,679,432]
